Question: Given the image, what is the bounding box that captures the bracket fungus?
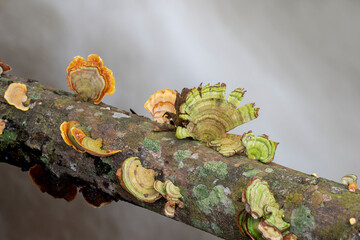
[241,131,278,163]
[154,179,184,217]
[66,54,115,104]
[116,157,161,203]
[175,83,259,157]
[29,164,77,202]
[80,185,113,208]
[242,178,290,232]
[340,174,358,192]
[144,88,176,123]
[60,120,120,156]
[4,83,29,111]
[0,59,11,74]
[0,119,7,135]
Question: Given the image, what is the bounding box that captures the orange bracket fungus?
[340,174,358,192]
[154,179,184,218]
[239,178,295,239]
[0,59,11,74]
[175,83,259,157]
[116,157,161,203]
[66,54,115,104]
[0,119,7,135]
[241,131,278,163]
[144,88,176,123]
[60,120,121,156]
[4,83,29,111]
[29,164,77,202]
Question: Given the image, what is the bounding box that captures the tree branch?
[1,74,359,239]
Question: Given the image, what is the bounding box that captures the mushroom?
[0,119,7,135]
[29,164,77,202]
[348,182,357,192]
[0,59,11,74]
[241,131,278,163]
[60,121,87,152]
[154,179,184,218]
[4,83,29,111]
[80,185,113,208]
[144,88,176,123]
[257,221,283,240]
[242,178,290,231]
[71,127,121,157]
[174,83,259,157]
[116,157,161,203]
[66,54,115,104]
[60,120,121,156]
[340,174,358,192]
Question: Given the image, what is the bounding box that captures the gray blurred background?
[0,1,359,239]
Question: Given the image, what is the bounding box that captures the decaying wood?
[0,74,360,239]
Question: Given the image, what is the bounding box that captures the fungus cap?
[340,174,357,185]
[60,121,86,152]
[29,164,77,202]
[116,157,161,203]
[0,119,7,135]
[0,59,11,74]
[71,127,121,157]
[164,201,176,217]
[257,221,283,240]
[241,131,278,163]
[4,83,29,111]
[144,88,176,123]
[66,54,115,104]
[80,185,113,208]
[175,83,259,157]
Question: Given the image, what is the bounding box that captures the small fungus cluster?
[4,83,29,111]
[60,120,121,157]
[116,157,184,218]
[144,83,278,162]
[340,174,357,192]
[238,178,296,239]
[66,54,115,104]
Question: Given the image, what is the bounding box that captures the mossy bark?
[1,75,360,240]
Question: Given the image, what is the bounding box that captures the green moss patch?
[290,205,315,235]
[142,137,160,152]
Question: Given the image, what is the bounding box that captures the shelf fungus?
[154,179,184,218]
[0,119,7,135]
[116,157,161,203]
[4,83,29,111]
[29,164,77,202]
[60,120,121,156]
[242,178,290,234]
[241,131,278,163]
[66,54,115,104]
[340,174,358,192]
[0,59,11,74]
[175,83,259,156]
[144,88,176,123]
[80,185,113,208]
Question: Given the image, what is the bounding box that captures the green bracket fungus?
[175,83,259,157]
[116,157,161,203]
[60,120,121,156]
[154,179,184,218]
[241,131,278,163]
[242,178,290,233]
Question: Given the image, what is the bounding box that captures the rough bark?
[0,74,359,240]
